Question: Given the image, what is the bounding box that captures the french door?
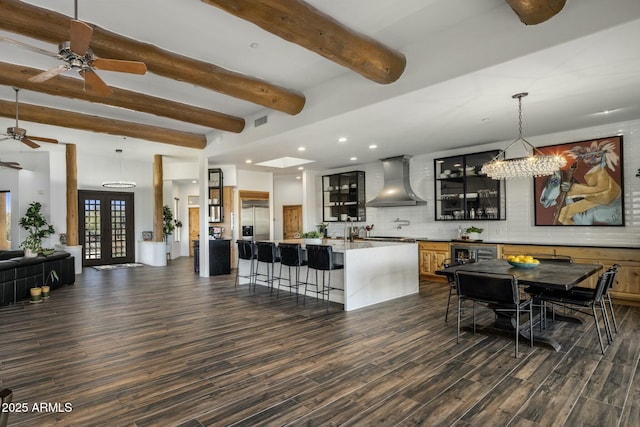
[78,190,135,266]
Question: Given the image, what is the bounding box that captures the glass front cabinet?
[322,171,366,222]
[434,151,505,221]
[208,168,223,223]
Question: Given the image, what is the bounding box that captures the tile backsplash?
[322,119,640,248]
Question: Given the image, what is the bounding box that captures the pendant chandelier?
[102,148,136,188]
[481,92,566,179]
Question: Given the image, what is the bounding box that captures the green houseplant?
[465,226,483,241]
[301,230,323,244]
[19,201,55,257]
[162,205,175,240]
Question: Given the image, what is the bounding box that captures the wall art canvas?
[534,135,624,226]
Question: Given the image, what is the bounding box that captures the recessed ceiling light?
[350,157,357,161]
[338,137,348,143]
[250,42,259,48]
[245,159,252,164]
[481,117,490,123]
[298,146,306,151]
[296,176,301,180]
[595,108,620,115]
[192,180,197,184]
[297,166,304,170]
[369,144,377,149]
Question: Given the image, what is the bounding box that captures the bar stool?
[304,244,343,310]
[255,242,280,294]
[235,240,257,289]
[277,243,306,302]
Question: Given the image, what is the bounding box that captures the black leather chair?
[567,264,620,336]
[455,270,533,358]
[443,258,475,322]
[304,244,343,311]
[255,242,280,294]
[0,388,13,427]
[277,243,306,301]
[525,269,614,354]
[235,240,257,289]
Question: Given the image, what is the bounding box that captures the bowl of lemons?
[506,255,540,269]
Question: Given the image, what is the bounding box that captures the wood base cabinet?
[501,244,640,306]
[419,241,449,282]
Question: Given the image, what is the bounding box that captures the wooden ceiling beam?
[506,0,567,25]
[0,0,305,115]
[201,0,406,85]
[0,61,245,133]
[0,99,207,149]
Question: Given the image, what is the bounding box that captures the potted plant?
[40,270,59,299]
[162,205,175,241]
[19,201,55,257]
[317,223,329,237]
[301,230,323,245]
[465,226,484,241]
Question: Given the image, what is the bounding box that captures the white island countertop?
[242,239,419,311]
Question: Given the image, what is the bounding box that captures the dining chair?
[454,270,533,358]
[443,257,475,322]
[524,269,614,354]
[563,264,620,337]
[235,240,257,289]
[527,254,573,263]
[304,244,343,311]
[277,243,306,302]
[0,388,13,427]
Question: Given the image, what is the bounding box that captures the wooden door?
[283,205,302,239]
[188,207,199,257]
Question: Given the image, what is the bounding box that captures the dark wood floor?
[1,257,638,426]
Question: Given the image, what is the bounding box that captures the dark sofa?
[0,250,75,306]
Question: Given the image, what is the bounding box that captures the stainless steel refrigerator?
[241,199,270,241]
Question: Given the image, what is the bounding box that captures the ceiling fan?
[6,0,147,97]
[0,158,22,170]
[0,88,58,149]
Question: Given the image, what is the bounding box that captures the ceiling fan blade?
[21,137,40,149]
[70,19,93,55]
[0,35,58,58]
[80,69,113,97]
[0,162,22,170]
[27,135,59,144]
[92,58,147,75]
[28,65,69,83]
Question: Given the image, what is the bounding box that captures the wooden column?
[65,144,79,246]
[0,193,7,249]
[154,155,163,242]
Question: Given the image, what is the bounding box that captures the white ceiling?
[1,0,640,176]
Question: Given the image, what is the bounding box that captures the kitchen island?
[237,239,419,311]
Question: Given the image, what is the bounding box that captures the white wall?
[320,119,640,248]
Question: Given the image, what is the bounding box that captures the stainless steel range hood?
[367,155,427,207]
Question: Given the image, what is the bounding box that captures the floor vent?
[254,115,268,127]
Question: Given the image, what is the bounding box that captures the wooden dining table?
[436,258,602,291]
[436,258,603,351]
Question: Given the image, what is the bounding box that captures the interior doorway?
[282,205,302,239]
[78,190,135,266]
[188,207,199,257]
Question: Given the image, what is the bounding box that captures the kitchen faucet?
[394,218,410,230]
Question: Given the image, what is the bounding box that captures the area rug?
[92,263,144,271]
